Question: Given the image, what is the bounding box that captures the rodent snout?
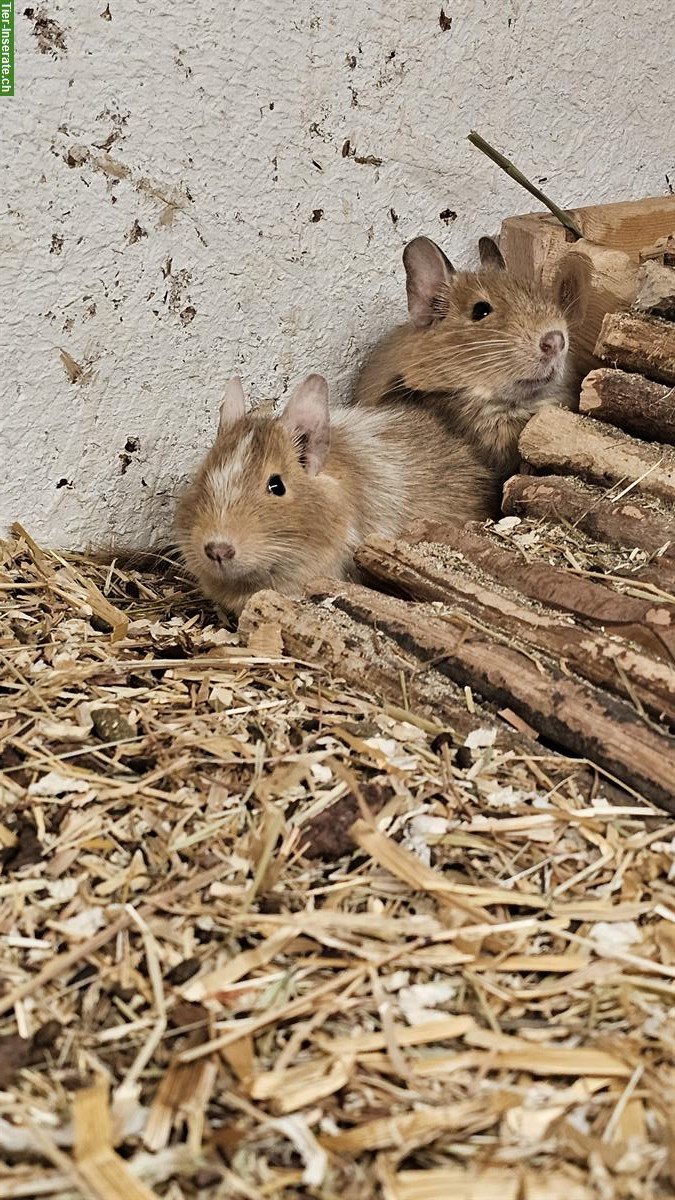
[539,329,566,358]
[204,539,236,565]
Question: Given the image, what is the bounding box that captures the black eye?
[267,474,286,496]
[471,300,493,321]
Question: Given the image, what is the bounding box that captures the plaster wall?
[3,0,674,547]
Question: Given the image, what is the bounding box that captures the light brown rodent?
[174,373,497,618]
[356,235,581,480]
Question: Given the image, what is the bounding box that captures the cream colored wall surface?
[3,0,674,547]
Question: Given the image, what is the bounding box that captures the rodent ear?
[281,374,330,477]
[402,237,455,328]
[478,236,506,271]
[218,377,246,433]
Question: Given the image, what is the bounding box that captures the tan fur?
[175,395,496,618]
[357,268,576,479]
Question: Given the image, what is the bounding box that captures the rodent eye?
[471,300,493,321]
[267,474,286,497]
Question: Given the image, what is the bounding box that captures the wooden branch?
[579,368,675,444]
[304,579,675,814]
[236,590,530,750]
[355,537,675,726]
[594,311,675,385]
[502,474,675,564]
[635,260,675,319]
[519,407,675,506]
[371,523,675,661]
[467,132,582,238]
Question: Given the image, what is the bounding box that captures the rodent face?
[176,421,305,592]
[174,375,340,615]
[402,236,572,411]
[426,272,569,405]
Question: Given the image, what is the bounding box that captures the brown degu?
[175,373,497,618]
[356,235,580,480]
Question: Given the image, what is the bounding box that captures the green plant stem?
[468,131,583,239]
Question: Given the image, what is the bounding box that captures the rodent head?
[400,235,580,410]
[174,375,344,615]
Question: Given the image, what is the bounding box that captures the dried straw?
[0,529,673,1199]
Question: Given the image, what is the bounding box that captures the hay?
[1,529,674,1199]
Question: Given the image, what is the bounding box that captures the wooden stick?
[579,368,675,444]
[502,474,675,564]
[313,580,675,813]
[595,311,675,386]
[378,523,675,660]
[238,590,631,805]
[354,536,675,726]
[518,406,675,506]
[467,131,582,239]
[238,590,530,751]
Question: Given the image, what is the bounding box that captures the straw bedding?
[1,528,674,1200]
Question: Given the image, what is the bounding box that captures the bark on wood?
[595,311,675,385]
[519,406,675,506]
[386,523,674,657]
[236,590,528,751]
[579,368,675,444]
[355,537,675,727]
[635,260,675,319]
[303,579,675,814]
[502,473,675,565]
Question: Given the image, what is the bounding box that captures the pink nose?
[204,540,235,564]
[540,329,566,358]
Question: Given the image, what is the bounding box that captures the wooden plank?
[354,537,675,726]
[518,406,675,506]
[579,368,675,444]
[550,242,638,379]
[500,198,675,380]
[595,311,675,385]
[499,210,572,285]
[500,195,675,284]
[501,474,675,565]
[306,579,675,812]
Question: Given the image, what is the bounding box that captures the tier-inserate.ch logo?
[1,0,14,97]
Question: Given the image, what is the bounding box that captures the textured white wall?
[3,0,675,548]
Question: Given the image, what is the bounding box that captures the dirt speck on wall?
[24,6,68,56]
[3,0,675,550]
